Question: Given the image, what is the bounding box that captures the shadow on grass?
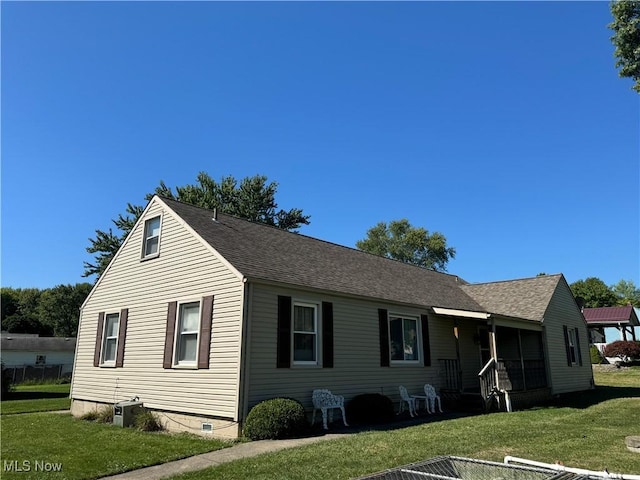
[548,385,640,409]
[4,390,69,401]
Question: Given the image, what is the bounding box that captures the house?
[1,332,76,382]
[70,196,593,438]
[583,305,639,344]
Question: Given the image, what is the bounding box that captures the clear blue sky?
[2,1,638,292]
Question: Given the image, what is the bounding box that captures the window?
[142,216,161,259]
[175,302,201,365]
[567,328,577,364]
[389,314,419,362]
[293,302,318,364]
[101,313,120,364]
[563,325,582,367]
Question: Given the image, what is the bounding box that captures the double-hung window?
[175,302,201,366]
[142,216,161,259]
[293,302,318,364]
[389,314,419,362]
[567,328,578,365]
[101,313,120,365]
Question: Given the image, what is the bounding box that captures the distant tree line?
[1,283,92,337]
[569,277,640,308]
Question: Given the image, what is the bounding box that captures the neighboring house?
[583,305,639,344]
[1,332,76,382]
[70,196,593,438]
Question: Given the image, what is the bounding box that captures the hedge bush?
[603,340,640,364]
[243,398,309,440]
[590,345,604,364]
[1,363,13,400]
[346,393,395,425]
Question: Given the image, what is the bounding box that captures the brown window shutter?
[421,314,431,367]
[198,296,214,369]
[94,312,105,367]
[322,302,334,368]
[277,296,291,368]
[563,325,571,366]
[378,309,390,367]
[163,302,177,369]
[115,308,128,367]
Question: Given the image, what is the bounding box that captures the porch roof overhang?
[432,307,490,319]
[432,306,543,331]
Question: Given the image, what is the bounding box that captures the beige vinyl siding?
[72,200,244,419]
[542,281,593,395]
[245,284,454,413]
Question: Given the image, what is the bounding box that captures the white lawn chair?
[398,385,418,417]
[423,384,443,413]
[311,389,349,430]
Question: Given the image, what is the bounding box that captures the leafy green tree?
[611,279,640,306]
[570,277,619,308]
[84,173,310,279]
[355,219,455,272]
[609,0,640,93]
[38,283,93,337]
[0,288,51,335]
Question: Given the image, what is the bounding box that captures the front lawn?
[169,367,640,480]
[1,413,231,480]
[1,383,71,415]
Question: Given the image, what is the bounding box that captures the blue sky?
[2,1,638,292]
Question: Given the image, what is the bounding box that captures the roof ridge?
[158,195,465,281]
[463,273,562,287]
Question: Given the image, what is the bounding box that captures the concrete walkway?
[99,432,350,480]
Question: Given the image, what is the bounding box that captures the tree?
[611,279,640,306]
[0,288,51,335]
[355,219,455,272]
[84,173,310,279]
[38,283,93,337]
[570,277,619,308]
[609,0,640,93]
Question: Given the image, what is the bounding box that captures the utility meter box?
[113,400,143,427]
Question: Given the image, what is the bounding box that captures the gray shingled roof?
[461,274,563,321]
[161,197,483,311]
[1,336,76,352]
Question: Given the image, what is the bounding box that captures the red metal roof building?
[582,305,639,342]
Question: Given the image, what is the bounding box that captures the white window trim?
[100,312,120,367]
[388,313,421,365]
[141,215,162,260]
[173,300,201,368]
[568,328,578,365]
[292,301,319,366]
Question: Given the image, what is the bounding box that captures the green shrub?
[590,345,604,364]
[243,398,309,440]
[1,363,14,400]
[134,409,163,432]
[96,405,114,423]
[80,410,99,421]
[346,393,395,425]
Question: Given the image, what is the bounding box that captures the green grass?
[1,383,71,415]
[168,367,640,480]
[1,413,232,480]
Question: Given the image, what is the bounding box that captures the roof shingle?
[160,197,483,311]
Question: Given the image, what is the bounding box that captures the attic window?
[142,216,161,259]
